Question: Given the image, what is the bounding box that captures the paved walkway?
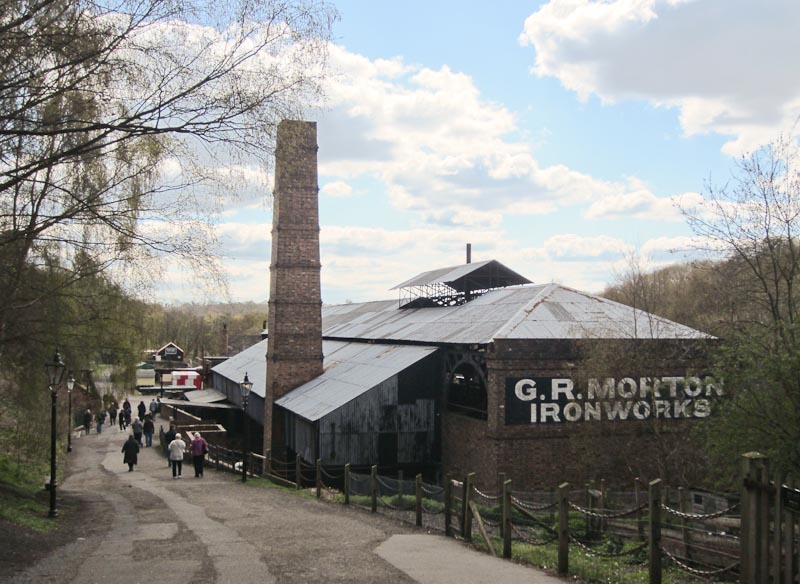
[10,402,566,583]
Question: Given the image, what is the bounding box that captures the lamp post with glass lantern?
[66,373,75,452]
[45,350,66,518]
[240,372,253,482]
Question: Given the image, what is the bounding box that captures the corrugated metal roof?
[184,389,228,403]
[390,259,531,291]
[211,339,268,398]
[275,342,437,422]
[321,283,709,343]
[211,339,438,419]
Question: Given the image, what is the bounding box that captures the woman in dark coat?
[121,434,140,471]
[137,401,146,420]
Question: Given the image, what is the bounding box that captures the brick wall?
[264,120,324,455]
[442,337,714,491]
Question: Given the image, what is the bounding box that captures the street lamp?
[240,372,253,483]
[66,373,75,452]
[45,350,66,518]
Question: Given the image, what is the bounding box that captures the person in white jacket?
[168,433,187,479]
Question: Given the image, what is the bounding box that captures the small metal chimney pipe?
[466,243,472,264]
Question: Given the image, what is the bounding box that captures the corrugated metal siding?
[316,374,437,466]
[276,342,438,422]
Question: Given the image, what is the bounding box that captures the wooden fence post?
[463,472,474,542]
[316,458,321,498]
[679,486,690,560]
[600,479,607,534]
[502,479,512,559]
[773,470,784,584]
[265,449,271,476]
[415,474,422,527]
[344,463,350,505]
[558,482,569,576]
[444,474,452,537]
[757,458,770,584]
[370,465,377,513]
[635,477,644,541]
[741,452,768,584]
[783,477,795,584]
[295,454,301,490]
[649,479,662,584]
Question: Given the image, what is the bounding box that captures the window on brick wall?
[446,363,487,420]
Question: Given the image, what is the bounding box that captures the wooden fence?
[195,446,798,584]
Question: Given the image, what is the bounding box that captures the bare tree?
[0,0,336,356]
[680,134,800,476]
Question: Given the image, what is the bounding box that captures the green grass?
[0,455,56,531]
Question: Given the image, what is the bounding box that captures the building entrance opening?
[447,362,487,420]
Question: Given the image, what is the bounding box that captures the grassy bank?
[0,454,57,531]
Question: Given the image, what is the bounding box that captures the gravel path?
[8,401,565,584]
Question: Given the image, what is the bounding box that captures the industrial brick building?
[210,120,716,489]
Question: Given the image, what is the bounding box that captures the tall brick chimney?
[263,120,324,457]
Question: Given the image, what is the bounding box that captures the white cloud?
[544,234,630,259]
[519,0,800,154]
[321,180,354,198]
[315,46,678,229]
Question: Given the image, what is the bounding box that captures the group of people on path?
[162,424,208,478]
[80,398,161,437]
[123,420,208,479]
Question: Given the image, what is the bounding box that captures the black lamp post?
[66,373,75,453]
[45,350,66,518]
[240,372,253,483]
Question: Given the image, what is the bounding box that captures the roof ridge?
[490,283,559,340]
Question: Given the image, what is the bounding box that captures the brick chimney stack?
[263,120,323,457]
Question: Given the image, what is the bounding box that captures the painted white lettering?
[552,378,575,400]
[564,402,582,422]
[605,401,632,421]
[587,378,615,400]
[530,403,537,423]
[541,403,561,423]
[662,377,682,398]
[584,402,602,421]
[633,401,651,420]
[673,400,690,418]
[515,379,537,401]
[639,377,662,398]
[693,398,711,418]
[704,377,724,397]
[684,377,703,397]
[655,400,672,418]
[617,378,637,399]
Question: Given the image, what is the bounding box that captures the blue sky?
[165,0,800,305]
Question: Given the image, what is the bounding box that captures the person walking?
[119,409,126,431]
[124,408,132,428]
[142,415,155,447]
[149,399,158,420]
[121,434,140,472]
[189,432,209,478]
[163,424,177,467]
[95,410,105,434]
[137,400,146,420]
[132,417,143,447]
[168,433,186,479]
[82,409,92,435]
[109,402,118,428]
